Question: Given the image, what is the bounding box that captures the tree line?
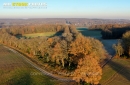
[88,24,130,39]
[2,24,66,35]
[0,25,107,84]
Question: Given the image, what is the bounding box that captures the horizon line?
[0,18,130,20]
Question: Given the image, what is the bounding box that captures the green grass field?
[0,45,72,85]
[23,32,55,38]
[77,27,102,39]
[22,32,62,38]
[100,58,130,85]
[22,28,101,39]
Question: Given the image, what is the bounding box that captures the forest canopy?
[88,24,130,39]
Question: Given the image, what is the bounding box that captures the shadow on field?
[108,60,130,81]
[8,70,32,85]
[53,31,63,36]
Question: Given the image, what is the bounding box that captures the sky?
[0,0,130,19]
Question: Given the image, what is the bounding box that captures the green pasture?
[77,27,102,39]
[100,58,130,85]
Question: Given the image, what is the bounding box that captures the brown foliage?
[73,56,102,84]
[69,35,106,62]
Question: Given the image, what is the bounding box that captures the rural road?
[4,46,74,82]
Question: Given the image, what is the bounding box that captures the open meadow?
[77,27,102,39]
[19,27,101,39]
[100,58,130,85]
[22,32,62,38]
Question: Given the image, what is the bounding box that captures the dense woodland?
[88,24,130,39]
[0,24,107,84]
[4,25,66,35]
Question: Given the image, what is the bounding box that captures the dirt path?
[4,46,74,82]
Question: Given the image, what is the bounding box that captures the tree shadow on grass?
[107,60,130,81]
[8,70,32,85]
[53,31,63,36]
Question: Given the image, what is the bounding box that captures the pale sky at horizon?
[0,0,130,19]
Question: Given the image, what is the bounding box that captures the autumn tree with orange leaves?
[73,56,102,85]
[69,35,105,84]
